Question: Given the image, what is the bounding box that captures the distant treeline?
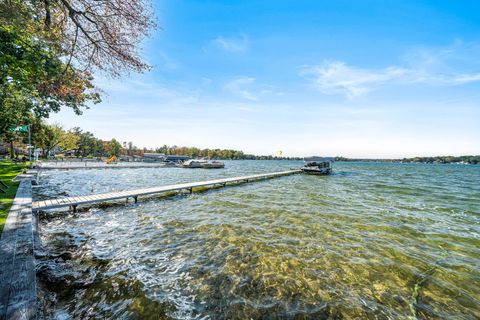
[400,155,480,164]
[335,156,480,164]
[2,122,302,160]
[152,145,301,160]
[4,122,477,163]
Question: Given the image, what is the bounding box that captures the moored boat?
[182,159,225,168]
[301,157,333,175]
[182,159,207,168]
[202,160,225,169]
[162,161,178,167]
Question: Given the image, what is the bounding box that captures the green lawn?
[0,160,27,233]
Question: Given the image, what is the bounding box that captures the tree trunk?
[9,140,15,158]
[44,0,51,29]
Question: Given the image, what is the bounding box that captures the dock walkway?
[33,169,301,212]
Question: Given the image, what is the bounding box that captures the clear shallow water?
[35,161,480,319]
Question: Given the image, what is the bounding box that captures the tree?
[0,25,101,137]
[36,124,80,156]
[1,0,156,77]
[110,138,122,157]
[35,123,63,157]
[1,0,155,141]
[128,141,133,156]
[72,128,103,157]
[60,130,80,152]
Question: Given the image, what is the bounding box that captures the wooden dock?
[32,169,301,212]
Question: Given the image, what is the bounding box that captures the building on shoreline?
[143,153,191,162]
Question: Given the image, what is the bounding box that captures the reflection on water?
[35,161,480,319]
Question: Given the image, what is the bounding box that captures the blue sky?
[51,0,480,158]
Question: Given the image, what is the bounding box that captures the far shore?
[34,156,479,165]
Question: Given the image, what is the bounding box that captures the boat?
[301,157,333,175]
[182,159,225,169]
[162,161,178,167]
[182,159,207,168]
[202,160,225,169]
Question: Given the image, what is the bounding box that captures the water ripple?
[36,161,480,319]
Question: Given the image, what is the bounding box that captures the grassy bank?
[0,160,27,233]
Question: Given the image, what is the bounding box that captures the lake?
[34,161,480,319]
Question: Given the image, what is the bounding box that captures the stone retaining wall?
[0,174,37,320]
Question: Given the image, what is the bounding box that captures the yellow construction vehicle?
[106,155,117,164]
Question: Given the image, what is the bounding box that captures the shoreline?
[0,170,38,319]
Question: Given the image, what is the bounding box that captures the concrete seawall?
[0,172,37,320]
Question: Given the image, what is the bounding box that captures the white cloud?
[401,42,480,85]
[213,34,249,52]
[93,77,200,105]
[302,42,480,99]
[452,73,480,84]
[224,77,284,101]
[225,76,258,100]
[301,61,407,99]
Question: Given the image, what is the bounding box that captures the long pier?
[32,169,301,212]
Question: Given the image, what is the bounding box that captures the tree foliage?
[335,156,480,164]
[0,0,155,141]
[31,122,77,157]
[71,127,103,157]
[1,0,156,77]
[34,123,64,157]
[110,138,122,157]
[401,155,480,165]
[0,25,100,122]
[61,130,80,152]
[56,0,156,76]
[22,124,300,160]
